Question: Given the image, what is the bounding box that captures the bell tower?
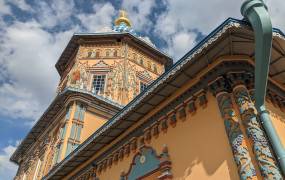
[11,10,172,180]
[56,10,172,105]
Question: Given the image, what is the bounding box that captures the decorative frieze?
[120,146,172,180]
[74,88,209,179]
[188,99,196,114]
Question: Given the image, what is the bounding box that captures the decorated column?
[210,77,257,180]
[232,83,282,179]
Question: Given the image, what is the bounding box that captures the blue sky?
[0,0,284,179]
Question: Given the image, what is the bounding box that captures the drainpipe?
[241,0,285,175]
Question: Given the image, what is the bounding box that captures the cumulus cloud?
[166,31,198,59]
[153,0,285,60]
[0,143,18,179]
[121,0,156,32]
[31,0,75,28]
[267,0,285,31]
[0,0,11,15]
[9,0,32,11]
[77,2,115,32]
[0,20,75,122]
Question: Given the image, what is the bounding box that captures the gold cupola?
[115,10,131,27]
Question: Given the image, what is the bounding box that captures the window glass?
[76,125,82,141]
[140,57,144,65]
[106,50,110,57]
[92,75,106,94]
[140,82,148,92]
[70,123,76,139]
[79,105,85,122]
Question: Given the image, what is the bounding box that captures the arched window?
[114,50,118,57]
[140,57,144,66]
[147,61,151,69]
[106,49,110,57]
[87,51,92,58]
[153,64,157,73]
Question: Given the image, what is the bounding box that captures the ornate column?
[232,83,282,179]
[210,77,257,180]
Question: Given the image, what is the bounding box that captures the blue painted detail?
[127,147,160,180]
[241,0,285,175]
[233,87,282,178]
[217,92,257,179]
[113,22,137,36]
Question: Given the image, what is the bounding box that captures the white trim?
[33,159,41,180]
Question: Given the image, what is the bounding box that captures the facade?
[10,3,285,180]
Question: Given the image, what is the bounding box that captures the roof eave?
[55,32,173,76]
[10,88,123,164]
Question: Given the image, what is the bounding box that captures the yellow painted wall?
[97,94,239,180]
[81,110,108,142]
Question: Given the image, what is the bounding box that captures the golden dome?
[115,10,131,27]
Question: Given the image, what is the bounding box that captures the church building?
[10,1,285,179]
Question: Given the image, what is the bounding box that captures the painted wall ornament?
[107,61,137,104]
[66,62,90,91]
[233,85,282,179]
[121,146,172,180]
[216,91,257,180]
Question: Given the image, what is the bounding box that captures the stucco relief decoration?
[216,92,257,179]
[233,86,282,179]
[121,146,172,180]
[107,61,137,103]
[66,62,90,91]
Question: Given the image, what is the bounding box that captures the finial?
[115,10,131,27]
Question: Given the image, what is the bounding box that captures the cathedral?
[10,1,285,179]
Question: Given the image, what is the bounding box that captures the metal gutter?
[241,0,285,175]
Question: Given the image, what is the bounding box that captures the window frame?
[92,74,107,95]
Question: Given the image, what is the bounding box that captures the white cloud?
[0,0,11,15]
[77,2,115,32]
[154,0,285,61]
[33,0,75,28]
[121,0,155,32]
[0,144,18,179]
[9,0,32,11]
[167,31,197,59]
[267,0,285,31]
[0,20,75,122]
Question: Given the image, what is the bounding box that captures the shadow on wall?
[151,94,239,180]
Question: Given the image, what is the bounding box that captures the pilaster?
[210,77,257,180]
[232,82,282,179]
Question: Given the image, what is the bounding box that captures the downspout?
[241,0,285,175]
